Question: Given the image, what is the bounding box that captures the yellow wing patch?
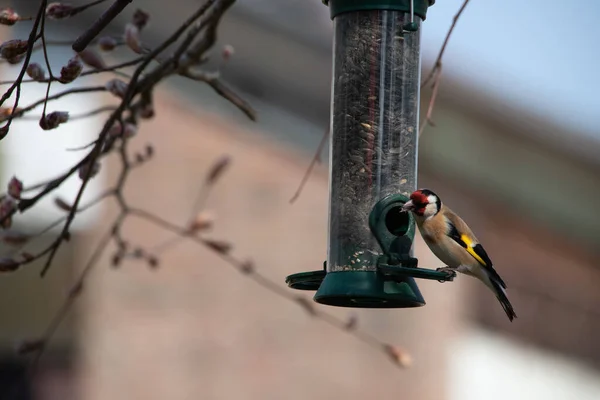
[460,234,487,266]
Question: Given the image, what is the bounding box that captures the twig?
[21,161,103,194]
[289,128,329,203]
[72,0,134,52]
[36,0,217,275]
[10,190,113,256]
[149,155,228,254]
[38,5,54,119]
[185,0,234,61]
[421,0,471,89]
[17,106,118,123]
[418,66,441,137]
[22,225,114,388]
[68,105,117,120]
[0,57,144,86]
[0,1,48,137]
[127,206,411,367]
[18,157,91,213]
[417,0,471,136]
[18,36,126,59]
[68,0,111,17]
[0,86,107,123]
[181,70,256,121]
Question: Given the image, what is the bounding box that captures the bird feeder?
[286,0,453,308]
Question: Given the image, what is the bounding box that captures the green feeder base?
[314,270,425,308]
[286,265,454,308]
[284,194,455,308]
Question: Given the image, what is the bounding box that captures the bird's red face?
[401,189,440,217]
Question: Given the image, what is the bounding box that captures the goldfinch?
[401,189,517,322]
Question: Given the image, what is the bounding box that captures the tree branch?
[72,0,134,52]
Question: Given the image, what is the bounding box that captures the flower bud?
[105,79,128,99]
[7,176,22,200]
[384,344,412,368]
[138,103,154,119]
[240,260,254,274]
[0,256,19,271]
[206,155,230,185]
[98,36,117,52]
[222,44,234,62]
[39,111,69,130]
[58,56,83,84]
[124,23,142,54]
[1,231,29,246]
[0,108,12,118]
[108,121,123,137]
[0,8,19,25]
[132,9,150,30]
[46,3,75,19]
[187,211,215,233]
[204,239,231,254]
[111,252,123,268]
[123,123,137,138]
[0,197,16,229]
[147,256,159,269]
[78,160,100,180]
[26,63,46,81]
[5,53,25,65]
[0,39,28,60]
[53,197,73,212]
[78,48,106,70]
[21,252,35,262]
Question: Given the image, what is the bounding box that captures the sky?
[420,0,600,140]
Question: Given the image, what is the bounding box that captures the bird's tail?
[489,278,517,322]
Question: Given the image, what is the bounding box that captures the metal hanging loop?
[403,0,419,33]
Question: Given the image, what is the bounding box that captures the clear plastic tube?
[327,10,421,272]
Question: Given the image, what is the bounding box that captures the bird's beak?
[401,200,415,212]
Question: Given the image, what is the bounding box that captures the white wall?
[0,34,107,228]
[449,327,600,400]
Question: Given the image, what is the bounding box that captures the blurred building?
[1,1,600,400]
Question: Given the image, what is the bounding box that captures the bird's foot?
[436,267,457,282]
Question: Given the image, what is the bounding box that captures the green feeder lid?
[322,0,435,20]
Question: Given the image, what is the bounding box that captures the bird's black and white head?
[401,189,442,218]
